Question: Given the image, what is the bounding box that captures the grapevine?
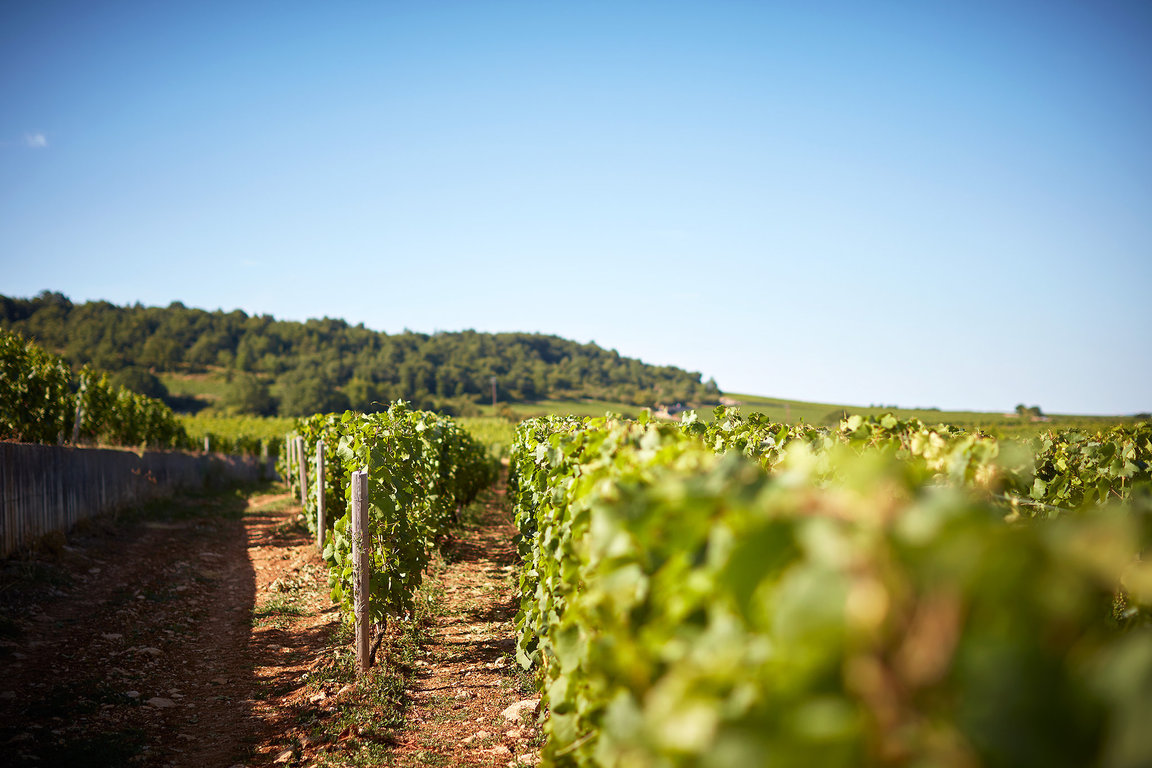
[284,403,496,627]
[510,410,1152,766]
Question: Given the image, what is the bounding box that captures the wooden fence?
[0,442,275,558]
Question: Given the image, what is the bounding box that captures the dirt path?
[387,479,542,768]
[0,477,540,768]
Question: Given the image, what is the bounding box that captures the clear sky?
[2,1,1149,415]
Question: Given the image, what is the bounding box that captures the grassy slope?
[158,370,230,403]
[162,370,1136,438]
[714,393,1139,436]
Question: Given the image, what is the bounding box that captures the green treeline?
[1,291,720,417]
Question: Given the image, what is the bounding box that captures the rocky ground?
[0,476,540,767]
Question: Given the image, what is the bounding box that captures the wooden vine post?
[351,469,370,676]
[71,372,88,445]
[316,440,326,551]
[295,436,307,506]
[285,432,294,484]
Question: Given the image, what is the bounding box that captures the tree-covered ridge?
[1,292,720,416]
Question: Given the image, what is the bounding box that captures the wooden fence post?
[316,441,326,551]
[204,435,210,453]
[295,436,307,506]
[351,469,370,676]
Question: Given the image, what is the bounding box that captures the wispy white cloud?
[24,133,48,148]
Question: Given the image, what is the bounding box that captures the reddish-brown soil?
[386,481,542,768]
[0,479,540,767]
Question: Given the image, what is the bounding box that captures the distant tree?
[345,377,382,412]
[110,367,169,400]
[185,333,221,369]
[139,335,181,369]
[277,374,351,417]
[223,374,277,416]
[235,332,275,372]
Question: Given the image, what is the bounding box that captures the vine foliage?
[284,403,496,626]
[1,329,186,448]
[509,409,1152,767]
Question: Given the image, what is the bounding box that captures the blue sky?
[2,1,1149,414]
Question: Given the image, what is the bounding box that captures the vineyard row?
[510,410,1152,767]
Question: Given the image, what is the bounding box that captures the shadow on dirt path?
[0,483,330,767]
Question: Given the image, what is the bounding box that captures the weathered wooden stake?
[204,435,210,453]
[71,373,88,445]
[285,433,294,484]
[316,441,326,551]
[295,436,307,506]
[351,469,370,676]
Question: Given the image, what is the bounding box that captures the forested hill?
[0,292,720,416]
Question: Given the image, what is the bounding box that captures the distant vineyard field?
[178,414,295,443]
